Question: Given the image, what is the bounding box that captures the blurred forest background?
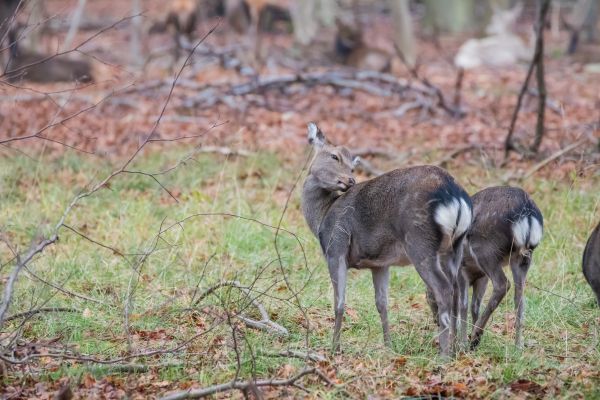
[0,0,599,399]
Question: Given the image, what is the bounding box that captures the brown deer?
[301,122,472,356]
[334,19,391,72]
[583,221,600,307]
[4,30,93,83]
[428,186,543,350]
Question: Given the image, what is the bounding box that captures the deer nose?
[348,177,356,186]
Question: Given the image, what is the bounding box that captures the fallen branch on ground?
[4,307,78,323]
[195,281,288,336]
[261,349,327,363]
[502,137,589,182]
[159,367,334,400]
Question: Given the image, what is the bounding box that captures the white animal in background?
[454,3,532,69]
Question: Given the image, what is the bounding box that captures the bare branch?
[159,367,333,400]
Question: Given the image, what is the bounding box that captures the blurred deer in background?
[454,3,532,69]
[225,0,291,62]
[301,122,472,357]
[583,221,600,307]
[334,18,392,72]
[429,186,543,350]
[1,0,93,83]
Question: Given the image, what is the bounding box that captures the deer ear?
[352,156,361,167]
[307,122,326,148]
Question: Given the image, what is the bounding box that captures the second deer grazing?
[446,187,543,350]
[301,123,472,356]
[583,221,600,307]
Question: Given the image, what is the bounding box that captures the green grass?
[0,148,599,398]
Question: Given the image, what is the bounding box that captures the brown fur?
[335,20,391,72]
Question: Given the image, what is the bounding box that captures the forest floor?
[1,0,600,398]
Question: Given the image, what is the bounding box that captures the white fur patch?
[528,217,543,247]
[434,199,460,236]
[457,198,472,237]
[512,217,530,248]
[512,216,543,248]
[434,198,472,238]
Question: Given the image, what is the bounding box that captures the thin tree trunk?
[531,0,551,154]
[390,0,416,67]
[290,0,317,45]
[131,0,143,67]
[63,0,86,50]
[504,0,551,159]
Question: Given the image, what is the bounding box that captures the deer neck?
[301,175,339,236]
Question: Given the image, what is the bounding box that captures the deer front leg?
[371,266,391,347]
[426,288,439,324]
[511,255,531,349]
[328,255,348,353]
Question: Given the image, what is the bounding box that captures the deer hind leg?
[371,267,391,347]
[510,253,531,349]
[456,270,469,352]
[408,245,455,357]
[471,276,488,327]
[327,254,348,353]
[470,250,509,350]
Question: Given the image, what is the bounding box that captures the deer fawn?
[301,123,472,356]
[429,186,543,350]
[583,221,600,307]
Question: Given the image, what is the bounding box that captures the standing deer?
[301,122,472,356]
[583,221,600,306]
[429,186,543,350]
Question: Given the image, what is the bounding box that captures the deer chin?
[336,182,352,192]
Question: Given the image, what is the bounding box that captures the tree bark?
[390,0,416,67]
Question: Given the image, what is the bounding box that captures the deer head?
[307,122,358,192]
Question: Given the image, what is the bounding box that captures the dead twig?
[159,367,334,400]
[520,138,589,180]
[502,137,589,182]
[261,349,327,363]
[195,281,288,336]
[4,307,78,322]
[394,44,464,118]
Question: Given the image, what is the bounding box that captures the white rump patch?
[434,198,472,238]
[457,198,472,237]
[528,217,543,247]
[512,217,530,248]
[434,199,460,236]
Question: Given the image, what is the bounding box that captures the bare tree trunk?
[390,0,416,67]
[317,0,336,27]
[63,0,86,50]
[291,0,318,45]
[131,0,143,67]
[424,0,475,33]
[504,0,551,159]
[531,0,550,154]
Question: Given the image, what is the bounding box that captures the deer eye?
[331,154,339,161]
